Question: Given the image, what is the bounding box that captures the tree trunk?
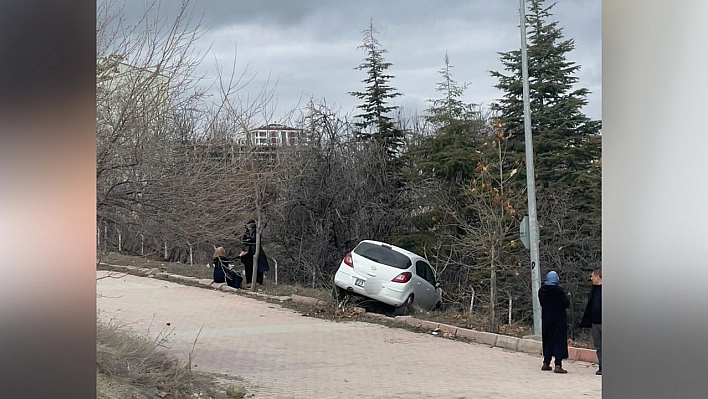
[251,187,262,292]
[490,244,497,332]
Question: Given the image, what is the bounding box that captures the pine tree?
[349,19,403,159]
[417,53,487,182]
[491,0,601,200]
[490,0,602,310]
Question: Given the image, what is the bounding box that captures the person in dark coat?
[579,268,602,375]
[212,246,242,289]
[239,220,269,288]
[538,270,570,373]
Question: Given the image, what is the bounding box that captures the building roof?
[253,123,302,131]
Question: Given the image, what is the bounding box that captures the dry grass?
[258,282,333,302]
[96,315,239,399]
[99,252,214,280]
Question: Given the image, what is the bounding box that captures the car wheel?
[394,295,414,316]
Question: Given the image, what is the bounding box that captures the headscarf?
[544,270,559,286]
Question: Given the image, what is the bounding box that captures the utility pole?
[519,0,543,337]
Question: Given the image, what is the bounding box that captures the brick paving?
[97,271,602,398]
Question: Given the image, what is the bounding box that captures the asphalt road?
[96,271,602,399]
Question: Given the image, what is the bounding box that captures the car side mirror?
[435,282,442,289]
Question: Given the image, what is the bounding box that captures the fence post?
[508,293,513,325]
[469,287,475,315]
[187,241,193,265]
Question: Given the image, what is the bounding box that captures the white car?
[333,240,442,315]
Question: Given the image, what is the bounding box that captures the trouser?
[543,355,563,367]
[592,323,602,370]
[244,264,263,284]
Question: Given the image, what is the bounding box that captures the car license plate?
[354,278,365,287]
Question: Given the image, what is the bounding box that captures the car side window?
[424,263,437,287]
[415,260,427,279]
[416,260,436,287]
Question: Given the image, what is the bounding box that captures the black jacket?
[580,284,602,327]
[213,256,235,283]
[241,230,270,272]
[538,284,570,325]
[538,284,570,360]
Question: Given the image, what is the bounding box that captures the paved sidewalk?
[97,271,602,399]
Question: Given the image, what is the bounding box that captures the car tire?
[394,295,414,316]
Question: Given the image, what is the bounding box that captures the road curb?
[97,262,598,365]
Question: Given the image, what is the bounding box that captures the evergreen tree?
[349,19,404,159]
[416,53,487,183]
[490,0,602,309]
[491,0,601,202]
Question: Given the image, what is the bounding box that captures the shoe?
[246,283,252,289]
[554,366,568,374]
[596,369,602,376]
[541,363,552,371]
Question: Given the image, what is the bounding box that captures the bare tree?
[96,0,289,268]
[96,0,209,259]
[267,101,411,289]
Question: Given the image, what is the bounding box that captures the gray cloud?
[115,0,601,122]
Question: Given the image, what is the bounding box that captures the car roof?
[357,239,425,261]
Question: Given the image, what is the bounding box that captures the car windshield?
[353,242,411,269]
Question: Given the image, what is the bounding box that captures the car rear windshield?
[353,242,412,269]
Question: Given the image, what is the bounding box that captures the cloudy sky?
[121,0,601,123]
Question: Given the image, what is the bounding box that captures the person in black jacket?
[239,220,270,288]
[580,268,602,375]
[538,270,570,373]
[212,246,242,289]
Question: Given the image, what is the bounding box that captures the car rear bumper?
[334,268,410,307]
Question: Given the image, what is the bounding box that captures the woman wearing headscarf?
[538,270,570,373]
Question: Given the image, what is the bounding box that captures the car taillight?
[343,253,353,267]
[391,272,412,283]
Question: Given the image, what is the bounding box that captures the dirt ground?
[96,316,247,399]
[97,251,593,348]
